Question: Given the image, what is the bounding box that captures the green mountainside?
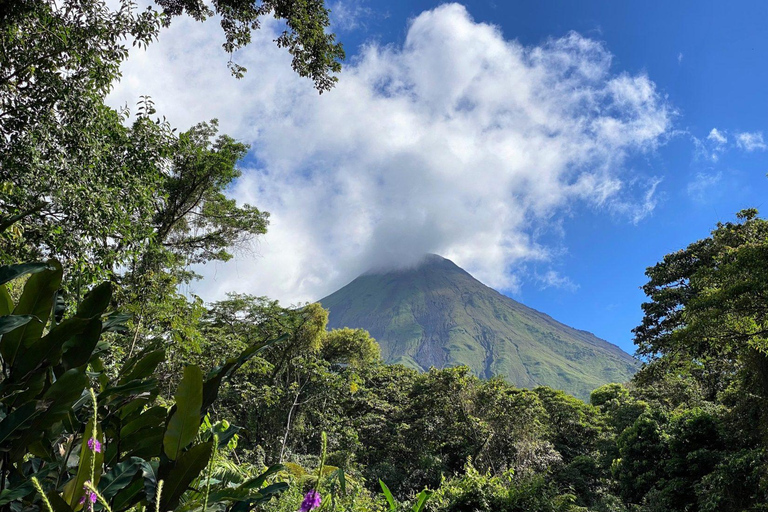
[320,254,638,399]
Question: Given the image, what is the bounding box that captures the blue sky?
[111,1,768,356]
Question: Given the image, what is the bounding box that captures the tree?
[1,0,163,282]
[633,209,768,438]
[1,0,342,295]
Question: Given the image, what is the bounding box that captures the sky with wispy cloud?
[107,0,768,355]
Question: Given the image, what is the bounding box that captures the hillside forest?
[1,1,767,511]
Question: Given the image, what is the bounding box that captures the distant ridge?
[319,254,638,399]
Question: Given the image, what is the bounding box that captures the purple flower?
[79,492,97,506]
[299,490,321,512]
[87,437,102,453]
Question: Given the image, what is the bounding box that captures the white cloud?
[687,171,722,202]
[736,131,767,152]
[677,52,683,64]
[707,128,727,145]
[694,127,729,162]
[108,3,672,304]
[329,0,375,32]
[535,270,578,291]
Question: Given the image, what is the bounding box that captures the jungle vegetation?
[1,1,766,511]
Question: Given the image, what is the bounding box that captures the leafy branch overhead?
[154,0,344,88]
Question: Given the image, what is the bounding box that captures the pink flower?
[87,438,102,453]
[299,490,321,512]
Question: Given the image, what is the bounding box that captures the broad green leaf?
[204,487,251,503]
[0,315,35,335]
[0,402,42,447]
[0,285,12,316]
[117,396,153,420]
[100,379,157,402]
[0,263,51,286]
[41,369,89,422]
[1,370,46,410]
[98,457,144,500]
[164,365,203,460]
[0,466,53,505]
[379,480,396,511]
[139,459,159,505]
[0,483,33,505]
[336,468,346,496]
[101,312,132,333]
[111,477,144,511]
[53,290,66,324]
[8,369,88,462]
[256,482,288,497]
[46,491,74,512]
[118,349,165,384]
[1,260,62,367]
[14,317,91,377]
[120,406,166,438]
[123,428,164,460]
[211,422,241,449]
[230,482,289,512]
[160,441,213,511]
[75,282,112,319]
[58,318,101,370]
[239,464,286,490]
[411,490,432,512]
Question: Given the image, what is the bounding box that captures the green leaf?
[100,379,158,402]
[230,483,288,512]
[101,312,132,333]
[0,263,51,286]
[0,285,13,316]
[75,282,112,319]
[46,490,74,512]
[58,318,101,370]
[139,459,159,505]
[8,369,88,462]
[53,290,66,324]
[379,480,396,511]
[257,482,288,498]
[0,315,36,335]
[98,457,144,500]
[204,488,251,503]
[1,260,62,367]
[41,369,87,417]
[411,490,432,512]
[123,428,164,460]
[13,317,91,377]
[118,349,165,384]
[239,464,285,490]
[111,477,144,511]
[0,484,33,505]
[211,422,241,449]
[336,468,346,496]
[163,365,203,460]
[160,441,213,511]
[120,406,166,438]
[0,402,42,448]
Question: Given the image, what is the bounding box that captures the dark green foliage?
[4,3,768,505]
[0,262,290,512]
